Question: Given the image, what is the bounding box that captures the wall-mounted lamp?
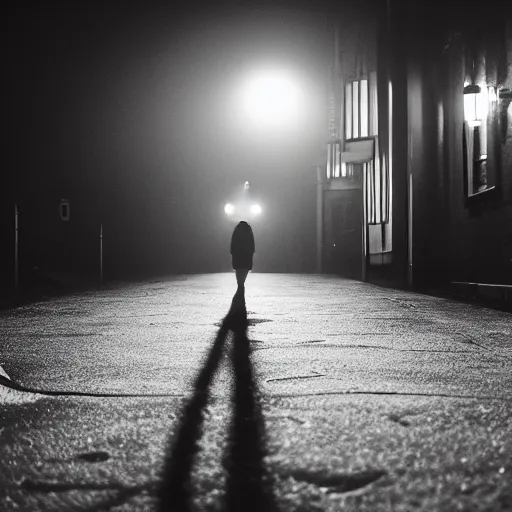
[464,84,482,127]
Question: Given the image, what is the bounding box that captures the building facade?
[321,0,512,293]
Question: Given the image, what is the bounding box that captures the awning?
[341,138,375,164]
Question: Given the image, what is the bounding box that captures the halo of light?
[250,204,262,215]
[224,203,235,215]
[240,71,302,129]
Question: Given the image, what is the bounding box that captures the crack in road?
[266,414,305,424]
[20,478,156,512]
[0,376,185,398]
[386,409,424,426]
[383,297,418,309]
[266,374,326,383]
[286,468,387,494]
[21,478,150,493]
[271,390,511,400]
[251,343,476,354]
[455,332,492,351]
[325,332,393,336]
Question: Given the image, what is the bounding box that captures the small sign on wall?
[60,199,70,221]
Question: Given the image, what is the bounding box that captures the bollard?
[316,166,323,273]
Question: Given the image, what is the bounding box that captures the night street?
[1,274,510,511]
[3,1,512,509]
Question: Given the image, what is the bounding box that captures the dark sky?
[4,1,332,275]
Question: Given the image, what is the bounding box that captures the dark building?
[319,0,512,296]
[2,4,192,296]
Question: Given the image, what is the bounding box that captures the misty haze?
[1,1,511,511]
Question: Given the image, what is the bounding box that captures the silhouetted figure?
[230,221,255,294]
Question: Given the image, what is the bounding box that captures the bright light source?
[464,84,484,127]
[224,203,235,215]
[240,71,302,129]
[250,204,262,215]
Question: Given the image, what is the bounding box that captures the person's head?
[237,221,252,230]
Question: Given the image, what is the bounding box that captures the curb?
[0,364,10,381]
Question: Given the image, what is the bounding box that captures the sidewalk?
[0,271,100,311]
[0,274,510,511]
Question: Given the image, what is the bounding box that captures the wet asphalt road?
[0,273,511,511]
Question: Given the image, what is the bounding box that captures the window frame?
[463,87,497,199]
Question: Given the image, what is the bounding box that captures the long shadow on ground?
[158,290,277,511]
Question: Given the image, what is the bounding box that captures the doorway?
[326,189,363,279]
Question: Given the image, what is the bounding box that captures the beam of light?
[225,203,235,215]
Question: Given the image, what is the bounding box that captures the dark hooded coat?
[230,221,255,270]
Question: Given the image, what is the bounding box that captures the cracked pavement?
[0,273,511,511]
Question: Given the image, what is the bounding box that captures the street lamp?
[464,83,483,127]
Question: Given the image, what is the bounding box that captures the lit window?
[327,140,342,179]
[345,80,369,140]
[366,144,389,225]
[345,84,352,140]
[353,82,359,138]
[360,80,369,137]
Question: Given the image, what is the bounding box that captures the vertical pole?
[316,166,323,273]
[407,171,413,287]
[362,165,368,282]
[14,204,19,291]
[100,223,103,287]
[407,125,414,288]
